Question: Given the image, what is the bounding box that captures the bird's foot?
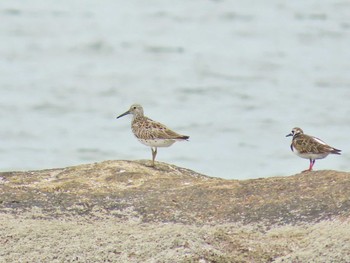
[302,169,312,173]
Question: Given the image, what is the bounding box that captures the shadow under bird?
[116,104,189,166]
[286,127,341,172]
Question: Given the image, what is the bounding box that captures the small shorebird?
[286,127,341,172]
[116,104,189,166]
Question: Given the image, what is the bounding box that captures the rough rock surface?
[0,160,349,262]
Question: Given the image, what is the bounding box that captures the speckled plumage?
[117,104,189,166]
[286,127,341,172]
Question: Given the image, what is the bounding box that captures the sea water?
[1,0,349,179]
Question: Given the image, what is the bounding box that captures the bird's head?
[286,127,303,137]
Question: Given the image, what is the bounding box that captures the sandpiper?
[286,127,341,172]
[116,104,189,166]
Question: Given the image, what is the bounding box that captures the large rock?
[0,160,349,262]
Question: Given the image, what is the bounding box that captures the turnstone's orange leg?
[303,159,315,172]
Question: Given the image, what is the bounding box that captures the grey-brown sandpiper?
[117,104,189,166]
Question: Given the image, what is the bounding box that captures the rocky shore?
[1,160,349,262]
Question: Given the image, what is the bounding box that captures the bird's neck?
[132,114,144,122]
[293,133,302,139]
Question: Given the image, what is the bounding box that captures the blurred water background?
[1,0,349,179]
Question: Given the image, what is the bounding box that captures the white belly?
[294,151,329,160]
[138,139,176,147]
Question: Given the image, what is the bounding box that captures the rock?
[0,160,349,262]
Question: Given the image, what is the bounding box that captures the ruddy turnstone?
[117,104,189,166]
[286,127,341,172]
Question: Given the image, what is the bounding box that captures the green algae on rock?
[0,160,350,262]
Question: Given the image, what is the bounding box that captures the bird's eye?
[133,106,136,109]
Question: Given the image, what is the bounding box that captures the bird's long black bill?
[286,133,293,137]
[116,110,130,119]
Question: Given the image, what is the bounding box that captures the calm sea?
[1,0,349,179]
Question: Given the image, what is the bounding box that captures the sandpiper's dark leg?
[151,147,157,166]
